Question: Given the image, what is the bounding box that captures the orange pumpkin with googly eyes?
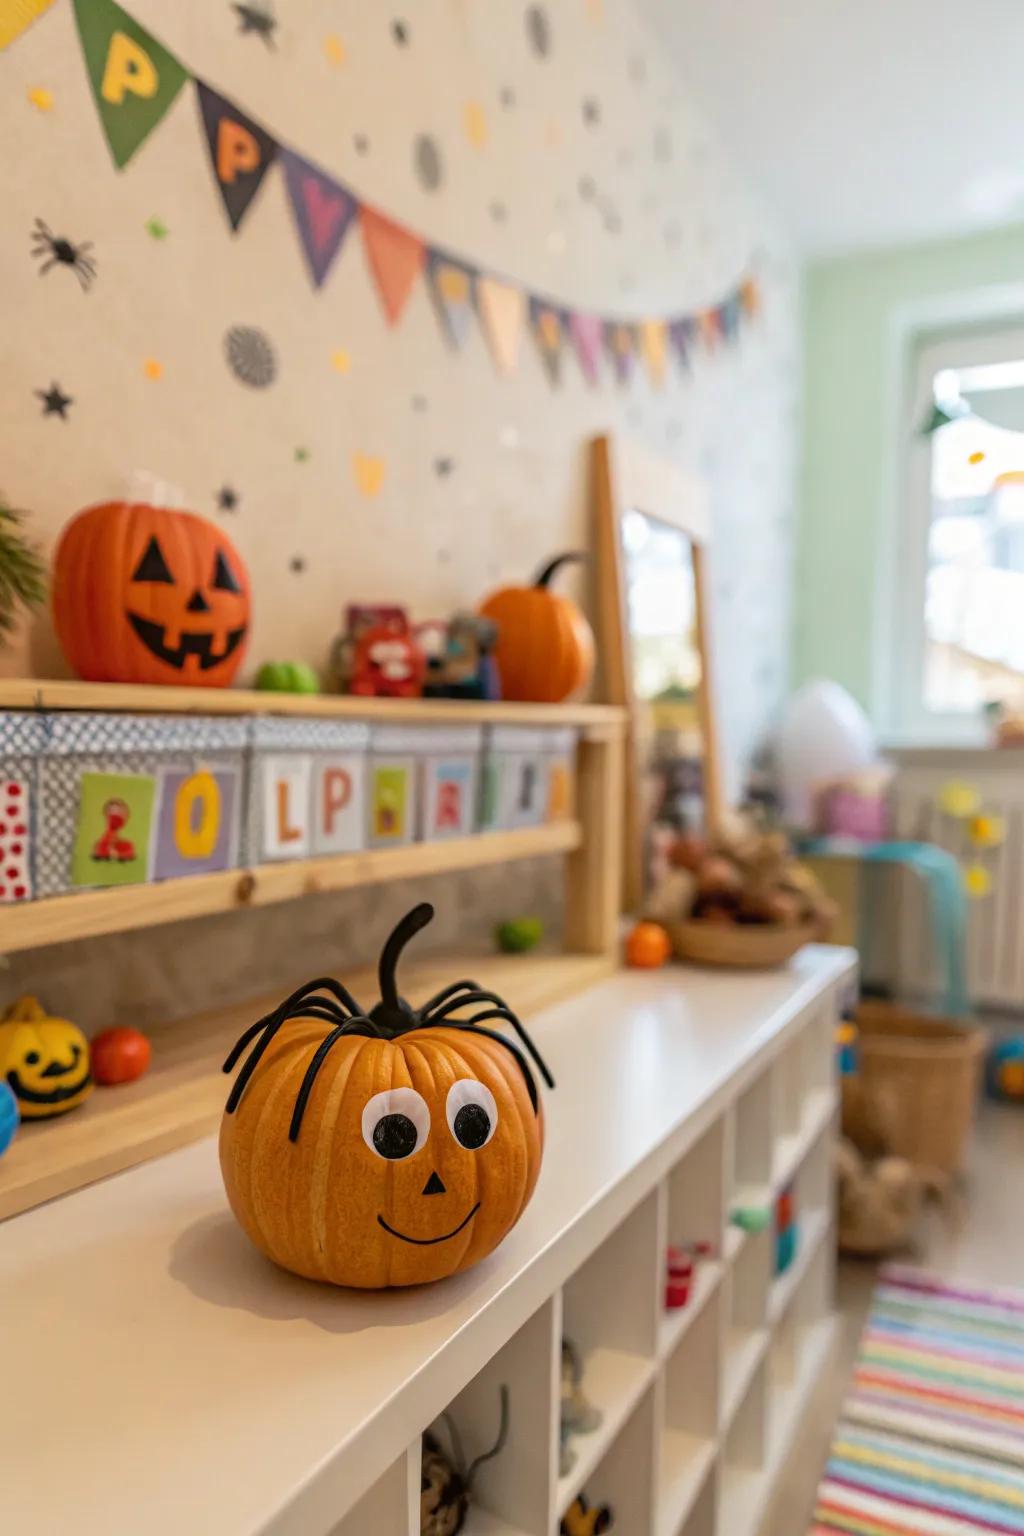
[219,904,552,1288]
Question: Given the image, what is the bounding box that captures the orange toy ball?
[91,1027,151,1086]
[626,921,671,968]
[479,552,595,703]
[52,501,251,687]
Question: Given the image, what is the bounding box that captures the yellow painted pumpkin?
[479,553,595,702]
[0,995,93,1118]
[220,904,553,1288]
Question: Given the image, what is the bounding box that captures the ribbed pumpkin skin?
[219,1018,544,1288]
[52,501,250,687]
[479,586,594,702]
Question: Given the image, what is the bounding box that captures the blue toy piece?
[0,1080,20,1157]
[836,1020,858,1077]
[986,1037,1024,1102]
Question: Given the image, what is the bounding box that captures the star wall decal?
[233,2,277,47]
[289,555,306,573]
[36,382,72,419]
[216,485,239,512]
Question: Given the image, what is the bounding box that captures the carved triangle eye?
[212,550,241,593]
[132,536,174,583]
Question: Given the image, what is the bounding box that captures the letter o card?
[0,779,31,903]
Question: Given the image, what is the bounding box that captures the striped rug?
[813,1266,1024,1535]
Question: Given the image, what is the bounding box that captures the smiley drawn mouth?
[126,613,247,672]
[376,1201,481,1246]
[7,1069,92,1104]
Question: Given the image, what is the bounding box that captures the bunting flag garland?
[569,313,603,387]
[73,0,187,168]
[427,253,476,350]
[1,0,58,51]
[197,82,278,232]
[606,321,636,386]
[361,207,424,325]
[280,148,358,289]
[60,0,761,389]
[476,276,524,375]
[529,298,566,386]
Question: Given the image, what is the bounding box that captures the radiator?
[888,755,1024,1013]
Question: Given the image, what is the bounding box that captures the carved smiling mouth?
[127,613,247,672]
[7,1069,92,1104]
[376,1202,481,1246]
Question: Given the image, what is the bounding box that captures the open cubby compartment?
[800,996,838,1104]
[718,1358,768,1536]
[423,1295,559,1536]
[672,1458,719,1536]
[561,1384,658,1536]
[661,1117,727,1350]
[557,1188,660,1512]
[772,1004,839,1191]
[721,1225,771,1430]
[327,1446,418,1536]
[658,1286,721,1536]
[731,1068,774,1218]
[772,1033,804,1145]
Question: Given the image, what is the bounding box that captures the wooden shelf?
[0,821,581,955]
[0,948,615,1223]
[0,677,625,736]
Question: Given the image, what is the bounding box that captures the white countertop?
[0,948,854,1536]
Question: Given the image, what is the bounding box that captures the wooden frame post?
[564,720,625,955]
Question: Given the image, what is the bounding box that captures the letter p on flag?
[100,30,158,103]
[74,0,188,169]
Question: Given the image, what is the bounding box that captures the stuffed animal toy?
[560,1340,602,1475]
[561,1493,614,1535]
[836,1137,945,1256]
[421,1386,509,1536]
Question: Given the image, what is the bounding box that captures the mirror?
[592,436,723,910]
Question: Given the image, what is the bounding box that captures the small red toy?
[90,1026,152,1086]
[665,1240,714,1310]
[331,606,426,698]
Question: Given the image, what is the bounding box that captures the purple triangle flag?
[569,313,603,387]
[604,320,635,386]
[669,317,695,371]
[529,297,566,386]
[280,148,358,288]
[427,252,477,350]
[197,80,277,233]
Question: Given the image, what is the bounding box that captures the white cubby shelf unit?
[2,951,854,1536]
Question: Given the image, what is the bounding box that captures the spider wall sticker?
[30,219,96,291]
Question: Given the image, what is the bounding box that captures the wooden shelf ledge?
[1,820,581,955]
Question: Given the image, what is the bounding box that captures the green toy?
[255,660,320,694]
[730,1204,771,1234]
[495,917,544,954]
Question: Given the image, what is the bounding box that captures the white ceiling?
[639,0,1024,257]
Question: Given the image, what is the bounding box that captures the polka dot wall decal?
[323,33,345,65]
[391,18,408,45]
[27,87,53,111]
[434,456,454,477]
[352,453,385,498]
[354,133,370,155]
[414,134,443,191]
[224,325,277,388]
[525,5,550,57]
[216,485,239,511]
[330,348,352,373]
[582,97,601,126]
[411,394,428,411]
[294,445,310,462]
[289,555,306,573]
[463,101,488,148]
[603,208,622,234]
[499,86,516,108]
[579,174,595,200]
[143,358,163,381]
[489,200,507,222]
[145,216,168,240]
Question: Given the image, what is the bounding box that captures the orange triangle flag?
[361,207,424,325]
[476,276,524,376]
[639,320,668,389]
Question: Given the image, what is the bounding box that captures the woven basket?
[852,1001,987,1175]
[668,920,816,969]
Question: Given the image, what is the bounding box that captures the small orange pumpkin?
[625,921,671,969]
[52,501,250,687]
[479,553,595,702]
[220,904,553,1288]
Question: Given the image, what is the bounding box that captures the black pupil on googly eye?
[453,1102,491,1149]
[373,1113,418,1159]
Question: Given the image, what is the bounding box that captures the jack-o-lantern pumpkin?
[220,904,554,1288]
[52,501,251,687]
[0,995,93,1119]
[479,553,595,703]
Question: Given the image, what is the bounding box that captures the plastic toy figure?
[331,606,426,698]
[91,798,136,862]
[561,1494,613,1535]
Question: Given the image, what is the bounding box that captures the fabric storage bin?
[539,726,578,821]
[486,727,547,831]
[36,713,248,896]
[247,717,369,865]
[0,713,47,904]
[367,725,422,847]
[420,726,483,841]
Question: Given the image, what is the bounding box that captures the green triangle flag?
[73,0,188,169]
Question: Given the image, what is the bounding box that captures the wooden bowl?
[667,919,817,969]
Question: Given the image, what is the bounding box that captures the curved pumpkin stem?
[375,902,434,1031]
[532,551,587,589]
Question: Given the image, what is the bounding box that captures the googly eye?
[361,1087,430,1160]
[446,1079,498,1150]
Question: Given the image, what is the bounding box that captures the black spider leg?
[421,991,556,1090]
[428,1019,542,1111]
[288,1016,377,1142]
[37,257,59,276]
[223,977,366,1114]
[418,979,482,1015]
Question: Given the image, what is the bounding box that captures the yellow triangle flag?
[639,320,668,389]
[476,277,524,376]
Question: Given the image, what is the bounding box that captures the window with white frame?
[899,324,1024,741]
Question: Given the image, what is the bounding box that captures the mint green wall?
[795,222,1024,715]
